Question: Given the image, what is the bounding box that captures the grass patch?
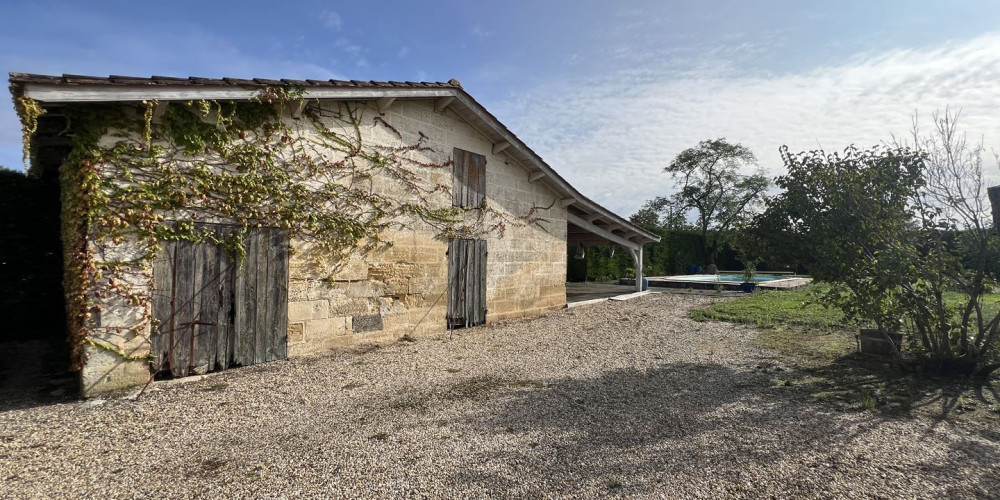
[690,284,846,331]
[758,328,856,362]
[693,284,1000,333]
[692,283,1000,424]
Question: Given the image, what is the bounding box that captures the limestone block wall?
[83,238,154,393]
[286,99,567,355]
[69,97,569,394]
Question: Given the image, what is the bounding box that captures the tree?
[762,111,1000,375]
[766,144,926,346]
[662,138,769,266]
[629,196,688,230]
[893,110,1000,374]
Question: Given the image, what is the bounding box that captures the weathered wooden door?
[151,226,289,377]
[447,238,487,329]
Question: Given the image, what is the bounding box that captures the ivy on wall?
[14,88,554,368]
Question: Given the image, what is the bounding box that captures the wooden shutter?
[151,224,288,377]
[447,238,487,329]
[233,227,289,366]
[453,148,486,208]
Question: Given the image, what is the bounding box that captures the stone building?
[10,73,659,396]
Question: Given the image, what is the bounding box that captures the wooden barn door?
[447,238,487,329]
[151,225,288,377]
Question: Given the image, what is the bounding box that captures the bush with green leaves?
[763,112,1000,375]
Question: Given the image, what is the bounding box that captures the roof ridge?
[8,72,461,88]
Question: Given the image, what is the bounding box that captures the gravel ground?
[2,293,999,499]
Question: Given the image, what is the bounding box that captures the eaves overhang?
[10,72,660,247]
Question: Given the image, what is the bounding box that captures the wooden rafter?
[376,97,396,114]
[434,96,456,113]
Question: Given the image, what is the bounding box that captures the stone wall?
[285,99,567,354]
[72,97,568,394]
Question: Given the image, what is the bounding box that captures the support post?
[628,246,644,292]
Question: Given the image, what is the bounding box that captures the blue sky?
[3,1,1000,215]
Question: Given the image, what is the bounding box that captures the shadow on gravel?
[444,362,998,497]
[0,340,76,413]
[788,350,1000,426]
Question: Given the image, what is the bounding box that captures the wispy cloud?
[320,10,342,31]
[0,18,341,169]
[471,25,494,41]
[333,37,362,55]
[492,32,1000,216]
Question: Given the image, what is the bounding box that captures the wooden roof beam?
[529,171,546,183]
[151,102,168,120]
[492,141,511,155]
[567,213,640,250]
[290,99,307,119]
[376,97,396,114]
[434,96,456,113]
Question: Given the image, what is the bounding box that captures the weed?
[111,467,124,474]
[353,343,382,354]
[399,333,417,343]
[780,379,794,387]
[446,376,542,400]
[200,383,228,392]
[860,388,877,410]
[445,367,462,373]
[369,432,390,441]
[607,479,623,491]
[341,381,365,390]
[987,404,1000,414]
[200,458,226,473]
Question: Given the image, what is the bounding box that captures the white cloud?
[471,25,494,41]
[0,24,342,170]
[398,46,410,58]
[333,37,362,55]
[320,10,342,31]
[491,32,1000,216]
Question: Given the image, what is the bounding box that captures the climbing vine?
[17,88,554,368]
[13,95,45,169]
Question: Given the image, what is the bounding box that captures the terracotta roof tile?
[8,73,463,90]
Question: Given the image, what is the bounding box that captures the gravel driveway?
[2,293,999,499]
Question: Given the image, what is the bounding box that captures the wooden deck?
[623,275,813,291]
[758,277,812,290]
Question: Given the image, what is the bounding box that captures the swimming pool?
[670,274,782,283]
[622,273,810,291]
